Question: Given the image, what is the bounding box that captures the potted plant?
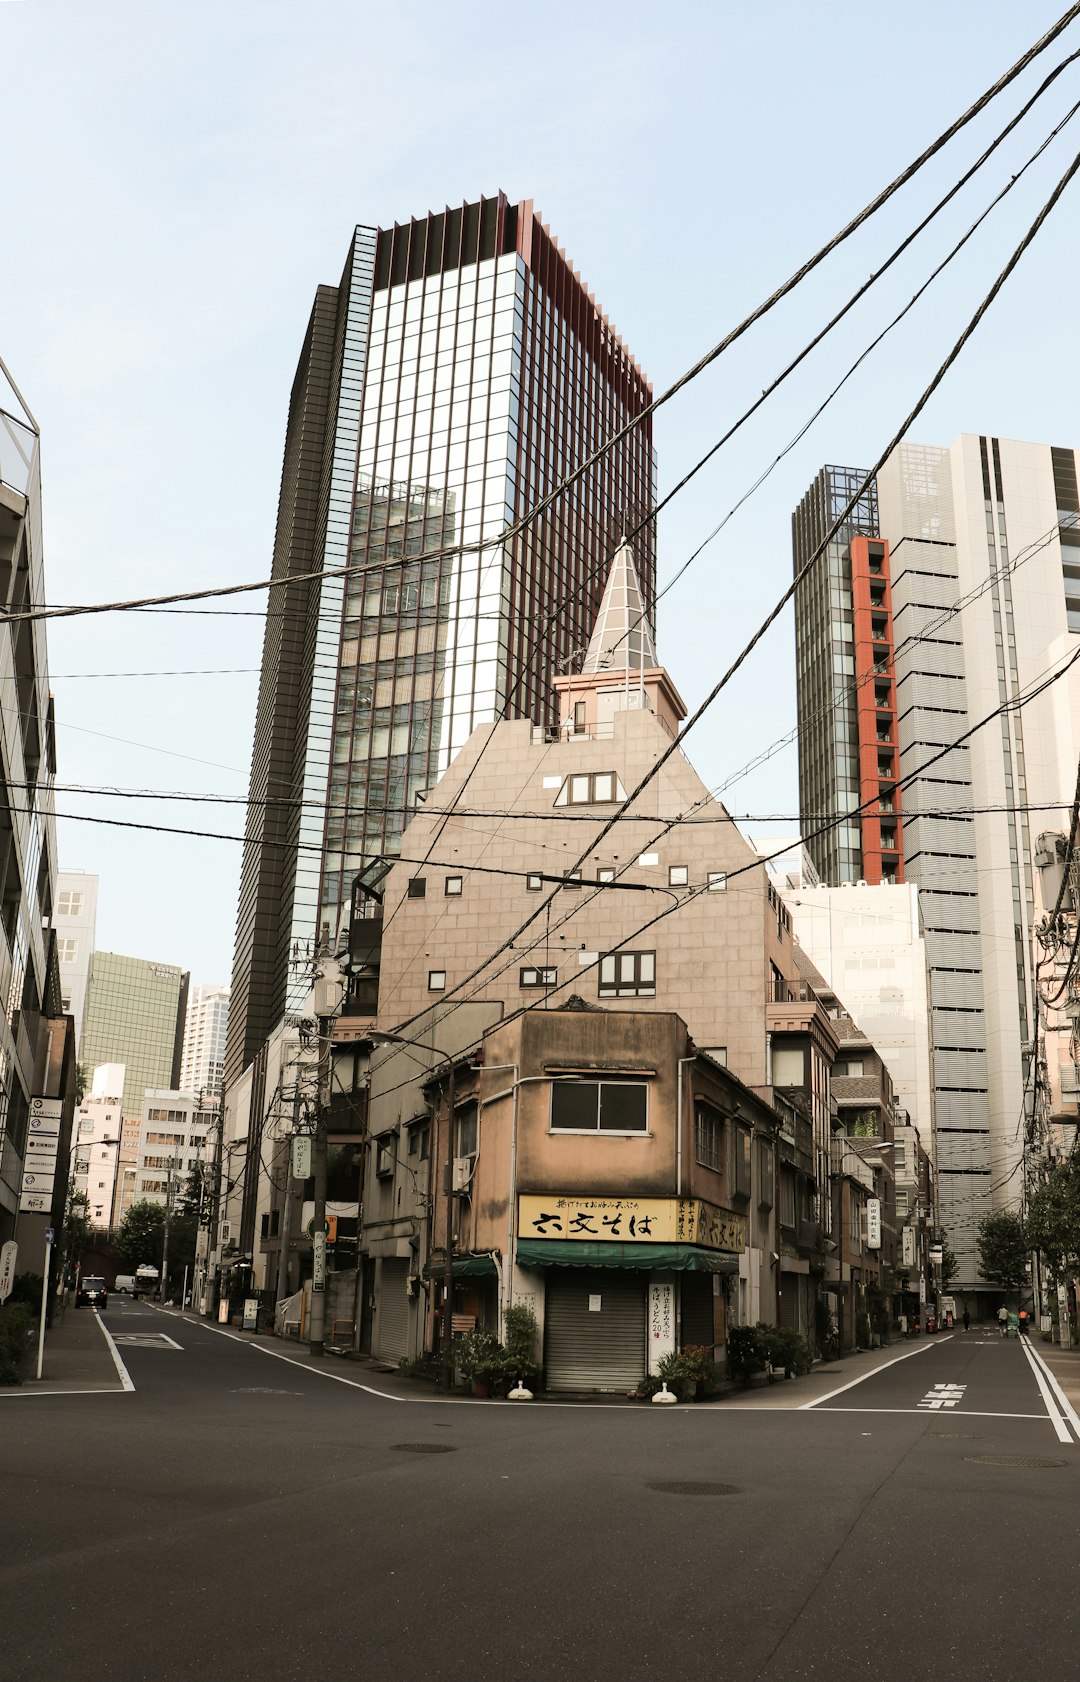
[454,1327,500,1396]
[500,1301,542,1395]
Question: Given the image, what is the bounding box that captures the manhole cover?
[964,1454,1067,1469]
[647,1480,739,1497]
[391,1443,457,1455]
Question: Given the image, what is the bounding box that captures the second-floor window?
[598,950,655,998]
[550,1080,648,1134]
[520,966,557,988]
[695,1104,724,1172]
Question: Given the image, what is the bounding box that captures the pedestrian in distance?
[1018,1309,1029,1337]
[998,1305,1009,1337]
[962,1309,971,1333]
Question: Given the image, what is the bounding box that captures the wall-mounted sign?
[518,1195,746,1252]
[866,1198,882,1250]
[902,1227,916,1269]
[648,1281,676,1373]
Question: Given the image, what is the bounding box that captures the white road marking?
[1019,1337,1076,1445]
[111,1333,183,1350]
[808,1407,1049,1419]
[800,1336,953,1409]
[94,1311,135,1392]
[918,1383,967,1410]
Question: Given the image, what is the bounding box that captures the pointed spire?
[580,541,657,675]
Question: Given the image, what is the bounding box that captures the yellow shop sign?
[518,1194,745,1252]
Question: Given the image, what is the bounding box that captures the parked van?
[114,1274,137,1295]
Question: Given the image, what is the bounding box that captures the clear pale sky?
[2,1,1078,982]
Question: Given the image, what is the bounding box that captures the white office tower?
[771,867,935,1152]
[137,1091,218,1207]
[54,871,98,1050]
[72,1062,125,1229]
[179,983,230,1099]
[877,434,1080,1299]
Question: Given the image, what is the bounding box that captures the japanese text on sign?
[519,1195,745,1251]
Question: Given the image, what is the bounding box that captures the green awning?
[516,1239,739,1273]
[422,1254,499,1280]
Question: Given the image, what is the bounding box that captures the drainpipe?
[482,1066,572,1338]
[675,1053,696,1199]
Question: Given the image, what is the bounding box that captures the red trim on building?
[850,536,904,884]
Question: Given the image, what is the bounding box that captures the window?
[668,865,689,887]
[896,1189,910,1217]
[563,869,582,890]
[772,1044,805,1086]
[559,771,619,805]
[734,1127,752,1200]
[455,1104,478,1159]
[526,873,543,891]
[407,877,427,899]
[695,1104,724,1172]
[57,938,78,963]
[445,875,463,897]
[407,1122,430,1161]
[708,872,727,892]
[57,890,83,918]
[597,867,615,884]
[428,970,446,991]
[520,966,557,987]
[550,1080,648,1134]
[598,950,655,998]
[375,1137,395,1178]
[837,1059,864,1078]
[573,700,587,731]
[756,1139,774,1207]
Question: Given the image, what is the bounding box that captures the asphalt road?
[2,1301,1078,1682]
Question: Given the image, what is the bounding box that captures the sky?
[2,0,1079,985]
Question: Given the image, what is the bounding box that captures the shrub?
[726,1323,764,1382]
[453,1327,501,1381]
[758,1324,812,1376]
[0,1305,33,1385]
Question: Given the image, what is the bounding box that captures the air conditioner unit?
[452,1155,474,1192]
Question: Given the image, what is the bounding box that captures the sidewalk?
[2,1299,127,1396]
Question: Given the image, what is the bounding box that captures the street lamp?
[361,1030,461,1390]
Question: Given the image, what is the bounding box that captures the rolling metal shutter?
[376,1258,409,1361]
[544,1270,646,1392]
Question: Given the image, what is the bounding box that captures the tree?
[62,1187,89,1278]
[115,1200,166,1270]
[977,1210,1028,1294]
[1027,1156,1080,1282]
[938,1235,959,1294]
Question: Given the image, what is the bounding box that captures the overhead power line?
[7,6,1079,634]
[386,140,1080,1034]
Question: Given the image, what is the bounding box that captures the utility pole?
[160,1156,177,1302]
[308,948,345,1357]
[275,1089,302,1307]
[442,1057,457,1390]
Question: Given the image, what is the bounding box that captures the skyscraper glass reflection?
[226,192,654,1087]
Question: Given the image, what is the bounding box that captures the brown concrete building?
[360,1004,785,1393]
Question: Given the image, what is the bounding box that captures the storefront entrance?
[543,1270,647,1392]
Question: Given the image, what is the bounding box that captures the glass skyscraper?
[226,192,655,1089]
